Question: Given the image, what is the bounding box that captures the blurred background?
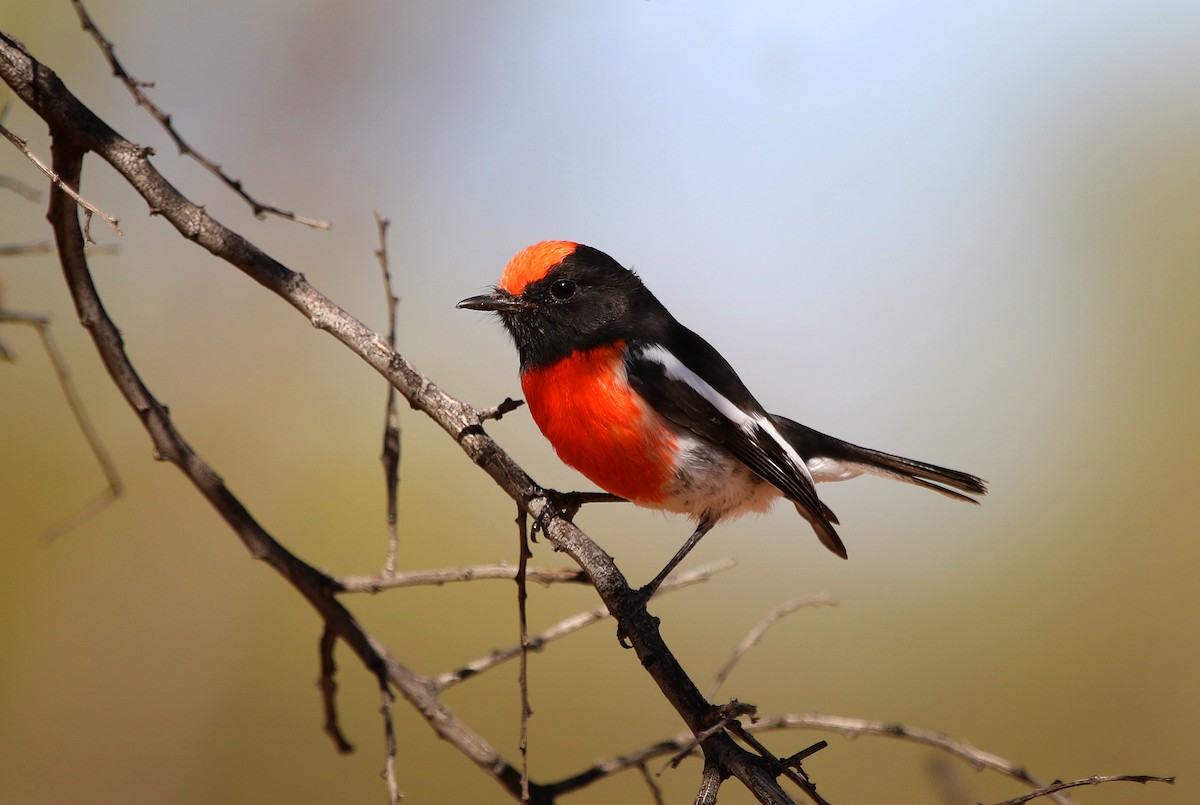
[1,1,1196,802]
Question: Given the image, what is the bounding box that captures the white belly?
[654,433,783,522]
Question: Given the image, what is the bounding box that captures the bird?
[458,241,986,597]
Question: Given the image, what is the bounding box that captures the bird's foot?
[530,489,625,539]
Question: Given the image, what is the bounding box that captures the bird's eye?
[549,279,577,300]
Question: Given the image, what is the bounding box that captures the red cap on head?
[499,241,578,295]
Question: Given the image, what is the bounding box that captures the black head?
[458,242,668,369]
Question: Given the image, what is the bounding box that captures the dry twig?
[516,506,533,799]
[433,558,737,692]
[0,308,122,539]
[374,210,403,576]
[0,172,43,200]
[989,775,1173,805]
[708,593,836,699]
[68,0,331,229]
[0,121,121,239]
[337,562,587,593]
[318,625,354,753]
[0,240,118,256]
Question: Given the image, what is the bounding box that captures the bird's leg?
[638,518,716,600]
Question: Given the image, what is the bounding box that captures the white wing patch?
[637,344,817,488]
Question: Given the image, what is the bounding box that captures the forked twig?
[68,0,331,229]
[751,714,1071,804]
[433,558,737,691]
[0,122,121,239]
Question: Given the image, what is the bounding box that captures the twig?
[373,210,402,576]
[664,701,757,772]
[0,309,123,539]
[0,240,118,256]
[68,0,331,230]
[318,626,354,753]
[725,719,829,805]
[0,121,121,239]
[516,506,533,800]
[0,172,42,200]
[337,562,588,593]
[478,396,525,421]
[708,593,836,698]
[987,774,1173,805]
[638,761,666,805]
[433,558,737,691]
[750,714,1071,804]
[377,677,400,804]
[927,755,973,805]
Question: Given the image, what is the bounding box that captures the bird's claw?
[529,489,626,539]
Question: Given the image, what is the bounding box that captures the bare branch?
[0,172,42,200]
[0,122,121,238]
[987,775,1173,805]
[708,594,836,699]
[479,396,525,421]
[725,718,829,805]
[665,701,757,772]
[927,756,973,805]
[694,759,722,805]
[751,714,1069,803]
[377,677,400,805]
[337,562,588,593]
[639,761,667,805]
[373,210,402,576]
[516,506,533,800]
[68,0,331,229]
[0,240,118,256]
[433,558,737,692]
[318,626,354,754]
[0,308,122,539]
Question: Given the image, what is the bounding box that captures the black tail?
[771,415,987,503]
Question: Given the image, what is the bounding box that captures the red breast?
[520,342,678,505]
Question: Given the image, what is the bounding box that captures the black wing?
[624,336,846,558]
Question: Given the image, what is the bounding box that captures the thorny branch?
[0,22,1174,805]
[68,0,330,229]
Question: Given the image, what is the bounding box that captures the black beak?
[456,290,522,312]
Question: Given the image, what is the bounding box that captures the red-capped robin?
[458,241,985,596]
